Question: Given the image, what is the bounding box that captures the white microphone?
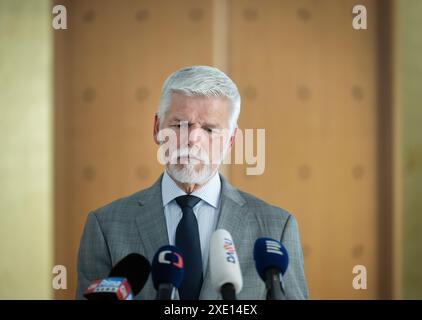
[210,229,243,300]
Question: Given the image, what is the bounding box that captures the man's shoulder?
[233,186,292,221]
[229,186,297,240]
[93,190,141,214]
[90,176,162,221]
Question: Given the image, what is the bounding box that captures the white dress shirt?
[161,169,222,274]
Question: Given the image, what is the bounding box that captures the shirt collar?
[161,169,221,208]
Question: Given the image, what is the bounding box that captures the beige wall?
[396,0,422,299]
[54,0,394,299]
[0,0,52,299]
[229,0,392,299]
[1,0,421,300]
[54,0,216,299]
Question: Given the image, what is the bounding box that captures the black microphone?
[254,238,289,300]
[151,245,184,300]
[84,253,151,300]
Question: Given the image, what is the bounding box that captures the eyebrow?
[170,118,220,128]
[170,118,189,123]
[203,123,219,128]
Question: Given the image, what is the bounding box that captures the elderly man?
[76,66,308,300]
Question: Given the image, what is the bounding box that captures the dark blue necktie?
[175,195,203,300]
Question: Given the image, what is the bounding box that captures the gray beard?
[166,163,217,185]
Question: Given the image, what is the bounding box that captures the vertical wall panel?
[55,0,214,299]
[397,0,422,300]
[229,0,385,299]
[0,0,52,299]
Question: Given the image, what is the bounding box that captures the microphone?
[83,253,151,300]
[254,238,289,300]
[209,229,243,300]
[151,245,184,300]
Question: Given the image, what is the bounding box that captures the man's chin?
[175,163,204,171]
[166,164,217,185]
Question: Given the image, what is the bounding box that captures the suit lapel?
[135,174,170,262]
[199,175,248,300]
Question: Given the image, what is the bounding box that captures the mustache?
[169,147,210,164]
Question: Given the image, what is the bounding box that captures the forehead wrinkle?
[170,107,221,125]
[165,94,231,128]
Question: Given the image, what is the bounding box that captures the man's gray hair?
[157,65,241,130]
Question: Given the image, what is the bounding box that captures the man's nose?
[188,126,203,147]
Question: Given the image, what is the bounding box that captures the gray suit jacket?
[76,173,308,300]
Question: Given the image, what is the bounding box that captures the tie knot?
[175,195,201,209]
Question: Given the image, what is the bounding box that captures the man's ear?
[153,113,161,145]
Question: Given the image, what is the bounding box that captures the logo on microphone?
[223,238,237,264]
[265,240,284,256]
[158,250,184,269]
